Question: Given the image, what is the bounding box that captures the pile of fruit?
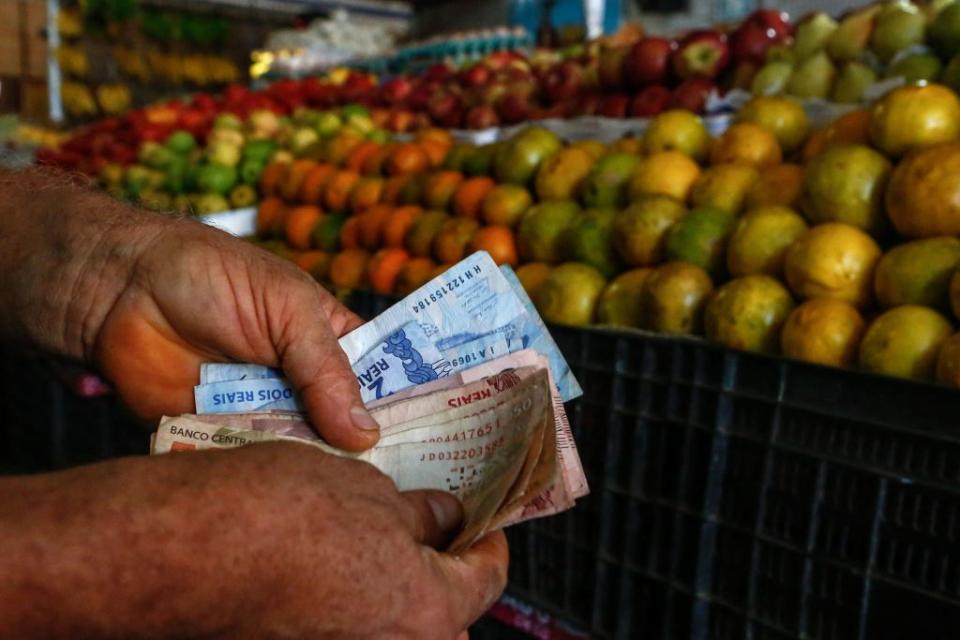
[750,0,960,102]
[250,82,960,387]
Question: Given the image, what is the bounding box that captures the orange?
[781,298,865,368]
[349,176,385,213]
[358,204,393,250]
[735,96,809,154]
[416,127,454,148]
[597,268,653,327]
[259,161,289,197]
[641,262,714,335]
[704,275,795,353]
[481,184,534,227]
[610,137,643,155]
[398,173,428,206]
[727,206,809,277]
[515,262,553,302]
[280,159,318,202]
[329,248,371,290]
[381,174,411,205]
[339,216,362,250]
[869,84,960,157]
[420,140,451,168]
[801,128,831,164]
[294,250,333,281]
[367,247,410,295]
[689,164,758,214]
[468,226,519,266]
[405,210,450,257]
[744,164,805,209]
[453,176,496,219]
[536,262,607,326]
[710,123,782,168]
[344,141,381,174]
[433,218,480,264]
[784,223,882,308]
[323,132,365,166]
[936,332,960,387]
[322,170,361,214]
[382,205,423,248]
[256,196,287,239]
[422,170,464,211]
[299,163,336,205]
[628,151,701,202]
[397,257,438,295]
[829,109,872,147]
[885,143,960,238]
[388,143,431,176]
[284,205,324,251]
[364,143,397,176]
[859,305,953,380]
[643,110,711,161]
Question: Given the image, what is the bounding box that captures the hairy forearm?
[0,169,164,361]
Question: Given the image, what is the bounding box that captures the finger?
[277,294,379,452]
[316,288,364,337]
[400,490,463,549]
[433,531,509,630]
[457,631,469,640]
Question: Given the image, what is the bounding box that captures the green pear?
[827,7,881,62]
[793,13,839,61]
[886,53,943,82]
[788,52,837,98]
[751,61,794,95]
[765,44,795,64]
[929,2,960,58]
[870,3,926,63]
[832,62,879,103]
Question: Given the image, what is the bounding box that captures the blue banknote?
[194,377,301,414]
[199,363,280,385]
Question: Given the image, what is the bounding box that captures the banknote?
[199,363,280,385]
[153,369,554,552]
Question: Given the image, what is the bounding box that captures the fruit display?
[242,82,960,389]
[749,1,960,103]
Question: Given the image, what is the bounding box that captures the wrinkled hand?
[93,220,378,450]
[0,443,508,639]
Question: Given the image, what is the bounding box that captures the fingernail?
[350,405,380,432]
[427,493,461,532]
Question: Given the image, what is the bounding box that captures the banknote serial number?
[410,264,483,314]
[419,435,505,462]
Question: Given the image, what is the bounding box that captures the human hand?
[0,442,509,639]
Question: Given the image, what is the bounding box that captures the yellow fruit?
[643,110,711,162]
[784,223,882,308]
[859,305,953,380]
[628,151,701,202]
[704,275,795,353]
[536,262,607,326]
[611,195,687,266]
[736,95,809,153]
[534,147,595,201]
[869,84,960,157]
[710,123,782,168]
[801,144,891,234]
[515,262,553,303]
[874,237,960,309]
[744,163,805,210]
[885,143,960,238]
[640,261,714,335]
[689,164,759,214]
[727,206,809,277]
[780,298,866,368]
[596,268,653,327]
[936,332,960,386]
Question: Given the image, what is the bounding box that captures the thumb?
[276,290,379,452]
[401,490,464,549]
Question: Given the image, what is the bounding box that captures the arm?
[0,168,374,450]
[0,442,508,638]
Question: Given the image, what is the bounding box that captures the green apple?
[832,62,878,103]
[793,13,839,61]
[751,61,794,95]
[870,3,926,63]
[788,52,837,98]
[886,53,943,82]
[827,7,881,62]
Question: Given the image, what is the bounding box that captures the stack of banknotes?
[151,252,587,552]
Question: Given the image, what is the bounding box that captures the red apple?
[598,44,630,90]
[745,9,792,40]
[428,92,465,128]
[630,85,672,117]
[466,105,500,129]
[598,94,630,118]
[668,77,718,114]
[672,30,730,79]
[572,92,601,116]
[497,93,535,124]
[459,64,492,88]
[542,61,584,103]
[624,37,675,88]
[381,76,414,105]
[425,63,453,82]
